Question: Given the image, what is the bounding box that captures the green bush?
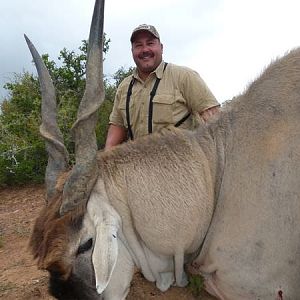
[0,39,133,187]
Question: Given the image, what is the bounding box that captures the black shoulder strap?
[126,78,135,140]
[148,62,168,134]
[125,62,168,140]
[174,112,191,127]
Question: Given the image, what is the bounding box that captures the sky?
[1,0,300,104]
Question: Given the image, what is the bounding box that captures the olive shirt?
[109,61,219,139]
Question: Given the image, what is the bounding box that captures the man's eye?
[77,238,93,255]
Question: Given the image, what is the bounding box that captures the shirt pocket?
[152,94,175,124]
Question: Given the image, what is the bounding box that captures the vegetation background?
[0,36,133,187]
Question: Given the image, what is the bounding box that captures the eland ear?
[93,216,119,294]
[87,191,121,295]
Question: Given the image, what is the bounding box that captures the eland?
[27,0,300,299]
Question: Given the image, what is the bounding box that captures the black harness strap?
[148,62,168,134]
[174,112,191,127]
[147,77,161,134]
[126,78,135,140]
[126,62,169,140]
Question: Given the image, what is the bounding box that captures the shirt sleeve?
[180,68,219,113]
[108,86,126,128]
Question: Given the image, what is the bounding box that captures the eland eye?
[77,238,93,255]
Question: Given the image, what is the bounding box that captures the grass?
[188,274,205,297]
[13,225,31,237]
[0,282,16,295]
[0,234,4,248]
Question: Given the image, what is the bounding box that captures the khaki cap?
[130,24,160,42]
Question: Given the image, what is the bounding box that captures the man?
[105,24,219,150]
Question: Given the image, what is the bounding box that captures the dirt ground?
[0,185,215,300]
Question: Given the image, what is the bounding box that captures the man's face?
[131,30,163,78]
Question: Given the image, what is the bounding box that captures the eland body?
[27,0,300,299]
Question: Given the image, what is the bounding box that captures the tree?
[112,66,135,87]
[0,72,44,185]
[0,36,133,186]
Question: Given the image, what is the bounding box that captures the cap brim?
[130,30,159,42]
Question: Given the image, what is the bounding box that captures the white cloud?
[187,0,300,101]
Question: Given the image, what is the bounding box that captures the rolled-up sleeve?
[109,86,126,128]
[180,68,219,113]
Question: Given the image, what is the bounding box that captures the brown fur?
[29,187,86,279]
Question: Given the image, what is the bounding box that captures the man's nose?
[140,44,151,52]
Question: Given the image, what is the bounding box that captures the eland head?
[26,1,118,298]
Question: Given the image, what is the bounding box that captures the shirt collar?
[132,60,165,81]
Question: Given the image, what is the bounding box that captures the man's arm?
[199,105,220,122]
[178,67,220,123]
[104,124,127,150]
